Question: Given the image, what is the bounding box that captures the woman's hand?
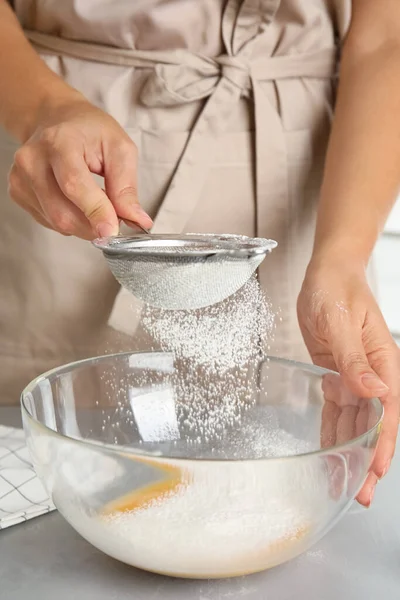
[298,258,400,506]
[8,94,152,240]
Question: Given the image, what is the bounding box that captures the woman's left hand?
[297,259,400,506]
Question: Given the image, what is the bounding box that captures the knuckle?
[39,126,64,147]
[7,168,21,198]
[83,200,109,223]
[369,344,399,371]
[339,351,367,373]
[370,354,390,374]
[118,137,137,156]
[40,126,77,158]
[117,185,138,201]
[111,138,138,165]
[49,210,76,235]
[13,147,33,173]
[60,170,83,199]
[315,311,331,337]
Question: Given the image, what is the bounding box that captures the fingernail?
[134,207,153,226]
[96,223,118,238]
[361,373,389,393]
[380,460,391,479]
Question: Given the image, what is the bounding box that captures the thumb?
[104,139,153,230]
[330,330,389,398]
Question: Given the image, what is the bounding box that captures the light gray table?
[1,406,399,600]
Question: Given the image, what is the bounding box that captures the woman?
[0,0,398,506]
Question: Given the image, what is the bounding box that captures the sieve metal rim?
[93,233,278,259]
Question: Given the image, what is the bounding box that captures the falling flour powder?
[142,276,274,374]
[140,276,276,442]
[73,275,329,577]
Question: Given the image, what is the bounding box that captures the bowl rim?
[20,352,384,463]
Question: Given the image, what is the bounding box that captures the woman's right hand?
[8,93,153,240]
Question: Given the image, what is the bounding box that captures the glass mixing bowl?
[21,353,382,579]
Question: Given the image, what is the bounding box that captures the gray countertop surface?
[1,406,399,600]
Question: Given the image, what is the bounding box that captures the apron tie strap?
[24,24,336,339]
[25,29,336,236]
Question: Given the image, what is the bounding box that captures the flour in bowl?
[92,451,327,578]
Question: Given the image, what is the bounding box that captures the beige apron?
[0,0,351,405]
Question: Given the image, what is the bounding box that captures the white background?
[375,201,400,340]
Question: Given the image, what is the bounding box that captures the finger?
[367,337,400,479]
[325,453,348,501]
[103,138,153,230]
[322,373,359,408]
[355,401,370,437]
[12,187,54,231]
[28,163,95,240]
[50,151,119,238]
[356,471,378,507]
[321,373,338,402]
[321,400,341,448]
[27,206,57,231]
[8,165,54,230]
[329,328,389,398]
[313,353,337,371]
[370,375,399,480]
[336,405,358,444]
[8,163,40,209]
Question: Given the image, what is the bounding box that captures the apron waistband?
[25,29,336,235]
[25,30,336,81]
[24,5,336,351]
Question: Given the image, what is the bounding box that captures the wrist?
[12,79,85,143]
[311,232,374,271]
[308,240,369,277]
[307,245,369,277]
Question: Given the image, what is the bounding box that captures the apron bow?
[140,54,251,108]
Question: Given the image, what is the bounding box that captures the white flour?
[71,275,326,577]
[59,450,327,578]
[141,276,275,442]
[142,276,274,374]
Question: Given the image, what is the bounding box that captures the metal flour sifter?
[93,233,277,310]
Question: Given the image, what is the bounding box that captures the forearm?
[0,0,82,142]
[313,5,400,267]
